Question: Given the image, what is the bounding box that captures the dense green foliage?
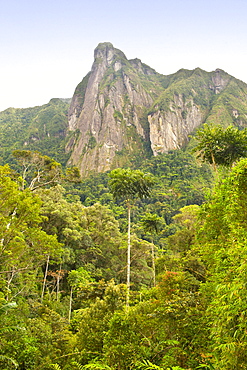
[2,139,247,369]
[109,168,155,306]
[193,124,247,169]
[2,58,247,368]
[2,65,247,176]
[0,99,70,167]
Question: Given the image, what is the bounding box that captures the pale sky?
[0,0,247,112]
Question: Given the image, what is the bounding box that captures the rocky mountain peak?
[67,43,155,175]
[89,42,129,78]
[129,58,157,76]
[66,43,247,176]
[211,68,230,93]
[93,42,127,67]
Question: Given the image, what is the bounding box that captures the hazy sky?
[1,0,247,111]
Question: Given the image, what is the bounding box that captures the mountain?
[66,42,247,175]
[1,42,247,175]
[0,98,70,167]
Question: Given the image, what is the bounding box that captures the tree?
[193,124,247,171]
[140,213,164,286]
[0,301,19,369]
[0,165,62,301]
[74,281,126,365]
[195,158,247,369]
[12,150,62,190]
[38,186,124,282]
[108,168,154,306]
[67,267,93,322]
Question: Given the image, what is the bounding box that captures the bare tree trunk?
[211,152,219,180]
[126,201,131,308]
[56,263,62,301]
[69,286,73,323]
[6,270,15,301]
[21,164,30,190]
[1,208,17,247]
[41,255,49,302]
[151,239,156,287]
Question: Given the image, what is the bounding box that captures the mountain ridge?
[1,42,247,175]
[66,42,247,175]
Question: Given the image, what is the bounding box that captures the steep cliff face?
[67,43,247,175]
[67,42,158,175]
[147,69,231,155]
[1,44,247,175]
[148,95,203,155]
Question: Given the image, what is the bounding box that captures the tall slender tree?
[109,168,154,306]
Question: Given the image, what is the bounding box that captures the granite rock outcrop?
[67,43,247,175]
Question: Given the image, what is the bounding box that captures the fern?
[83,362,112,370]
[50,365,62,370]
[71,361,84,370]
[48,359,84,370]
[0,302,17,315]
[135,360,164,370]
[0,355,18,369]
[135,360,186,370]
[196,364,215,370]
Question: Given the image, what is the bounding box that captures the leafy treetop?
[108,168,155,202]
[193,124,247,169]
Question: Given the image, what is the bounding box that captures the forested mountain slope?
[1,42,247,176]
[0,98,70,167]
[1,43,247,370]
[1,154,247,370]
[67,43,247,175]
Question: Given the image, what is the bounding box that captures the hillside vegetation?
[0,98,70,168]
[1,144,247,369]
[1,44,247,369]
[2,45,247,175]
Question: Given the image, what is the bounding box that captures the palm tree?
[140,213,164,287]
[109,168,154,306]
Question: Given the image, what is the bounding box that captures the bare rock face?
[148,95,203,155]
[210,68,230,94]
[67,42,154,175]
[67,44,246,175]
[147,69,232,155]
